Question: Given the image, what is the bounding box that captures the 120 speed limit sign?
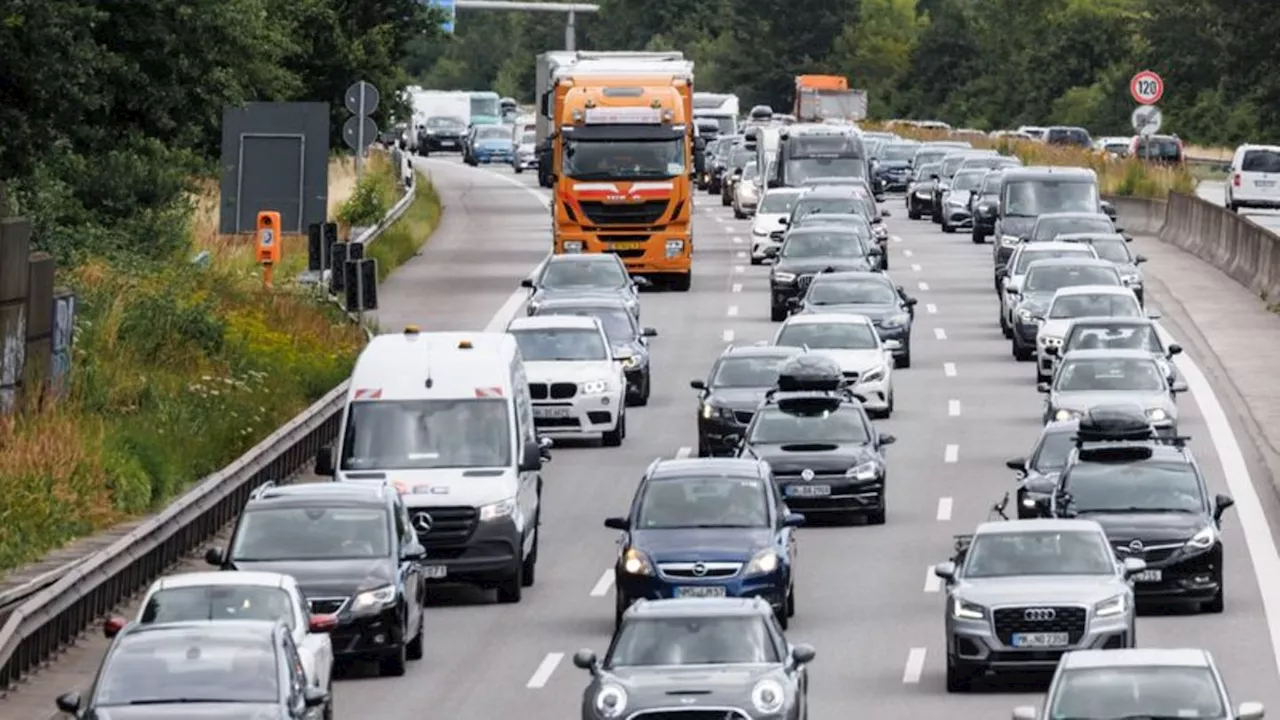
[1130,70,1164,105]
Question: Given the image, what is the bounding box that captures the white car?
[1225,144,1280,212]
[507,315,628,447]
[733,160,761,219]
[1035,285,1149,381]
[772,312,898,417]
[750,187,804,264]
[1000,241,1099,337]
[104,572,335,702]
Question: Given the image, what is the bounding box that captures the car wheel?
[999,309,1011,337]
[945,658,973,693]
[614,592,629,630]
[897,349,911,369]
[972,229,984,244]
[771,304,788,322]
[379,640,408,677]
[514,166,523,174]
[866,508,886,525]
[942,220,955,233]
[521,520,538,587]
[406,614,425,660]
[670,273,691,292]
[497,562,524,604]
[786,585,796,618]
[733,206,746,219]
[603,411,625,447]
[750,255,763,266]
[722,193,731,207]
[908,206,921,220]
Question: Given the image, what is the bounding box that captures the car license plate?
[1134,569,1162,582]
[533,406,572,418]
[1011,632,1069,648]
[787,484,831,497]
[610,242,645,251]
[441,140,455,147]
[1256,180,1275,187]
[423,565,447,579]
[675,586,726,598]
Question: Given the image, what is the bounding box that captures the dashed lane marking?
[948,399,960,416]
[924,568,942,593]
[736,251,746,259]
[589,569,615,597]
[943,362,957,377]
[733,236,743,244]
[926,303,937,314]
[944,444,959,463]
[918,281,929,291]
[735,266,745,274]
[911,263,922,272]
[934,328,947,340]
[936,497,953,521]
[732,283,742,293]
[903,249,914,257]
[723,329,735,342]
[727,306,739,317]
[527,652,565,689]
[676,446,693,458]
[902,648,927,683]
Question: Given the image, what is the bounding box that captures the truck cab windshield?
[563,138,685,180]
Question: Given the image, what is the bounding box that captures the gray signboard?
[219,102,331,234]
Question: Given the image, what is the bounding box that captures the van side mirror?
[1167,344,1182,356]
[520,278,535,289]
[308,614,338,633]
[519,439,543,472]
[205,547,225,567]
[1036,382,1051,393]
[314,446,334,476]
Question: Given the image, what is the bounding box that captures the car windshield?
[1065,461,1204,513]
[759,191,801,214]
[781,231,867,258]
[1024,266,1120,293]
[1033,217,1115,242]
[1242,149,1280,173]
[1005,181,1100,216]
[1015,249,1095,274]
[794,199,860,218]
[980,175,1004,193]
[608,616,780,667]
[1087,237,1133,263]
[881,144,918,161]
[748,406,870,444]
[711,356,790,388]
[520,132,535,145]
[952,172,984,191]
[230,506,389,561]
[1133,137,1181,160]
[785,157,866,183]
[95,633,280,705]
[341,395,512,469]
[794,215,872,235]
[142,586,296,629]
[941,156,968,176]
[637,475,769,529]
[913,151,947,167]
[511,328,607,361]
[807,279,897,305]
[1055,357,1166,392]
[1033,430,1076,472]
[535,307,633,344]
[1049,667,1225,720]
[964,530,1114,578]
[729,147,753,168]
[1068,325,1162,353]
[562,137,685,180]
[539,259,627,289]
[475,126,509,140]
[427,116,465,129]
[1048,293,1140,319]
[776,321,879,350]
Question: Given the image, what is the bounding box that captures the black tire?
[521,522,538,588]
[777,606,789,630]
[603,411,625,447]
[750,256,763,266]
[697,440,711,457]
[514,166,523,174]
[497,562,524,604]
[946,659,972,693]
[771,304,787,322]
[670,273,691,292]
[379,641,407,677]
[972,229,985,244]
[897,350,911,369]
[786,585,796,618]
[908,207,921,220]
[733,207,746,219]
[942,222,956,234]
[866,508,886,525]
[614,592,628,630]
[406,615,424,660]
[722,193,731,207]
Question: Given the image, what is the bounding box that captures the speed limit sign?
[1130,71,1164,105]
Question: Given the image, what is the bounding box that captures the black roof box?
[776,354,844,392]
[1076,404,1155,443]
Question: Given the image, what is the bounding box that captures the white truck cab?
[315,327,550,603]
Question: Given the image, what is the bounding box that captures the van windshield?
[340,398,512,470]
[1004,181,1099,217]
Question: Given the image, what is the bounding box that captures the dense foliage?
[408,0,1274,146]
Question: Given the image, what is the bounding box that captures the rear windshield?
[1015,248,1094,273]
[1242,149,1280,173]
[1133,137,1181,159]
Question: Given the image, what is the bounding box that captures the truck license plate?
[423,565,447,579]
[533,406,572,419]
[1011,632,1069,648]
[610,242,645,251]
[675,586,726,598]
[787,485,831,497]
[441,140,455,147]
[1134,569,1162,582]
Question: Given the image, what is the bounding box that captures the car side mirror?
[790,644,816,666]
[55,693,81,715]
[767,179,781,189]
[1236,702,1265,720]
[572,649,599,673]
[604,516,629,531]
[205,547,224,567]
[778,217,789,225]
[904,297,918,307]
[933,561,956,581]
[518,439,543,472]
[1036,382,1051,393]
[879,434,897,446]
[783,512,805,527]
[1005,457,1027,472]
[308,614,338,633]
[1167,344,1182,356]
[868,245,883,256]
[103,616,127,638]
[314,446,334,477]
[1134,254,1147,264]
[642,327,657,337]
[1121,557,1147,577]
[1012,706,1038,720]
[1100,200,1117,218]
[1214,493,1235,521]
[930,173,939,180]
[1005,280,1021,294]
[402,541,426,561]
[690,379,707,391]
[303,686,330,709]
[520,278,535,289]
[1171,380,1188,393]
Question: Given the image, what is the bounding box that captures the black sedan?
[693,345,804,456]
[767,225,881,321]
[522,254,646,320]
[788,270,917,367]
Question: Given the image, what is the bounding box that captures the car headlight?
[1186,525,1217,550]
[751,679,786,714]
[349,585,396,614]
[1094,594,1126,617]
[873,224,889,238]
[1146,408,1169,422]
[594,684,628,718]
[1039,334,1061,347]
[1054,408,1081,422]
[622,548,654,576]
[880,313,909,329]
[1001,235,1021,247]
[1122,273,1141,285]
[951,597,985,620]
[581,379,612,394]
[745,548,779,575]
[773,272,796,283]
[479,497,516,522]
[665,239,684,257]
[860,366,886,383]
[616,353,638,369]
[562,241,583,253]
[700,403,733,421]
[753,228,769,237]
[846,461,879,481]
[1017,308,1037,323]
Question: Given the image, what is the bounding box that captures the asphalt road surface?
[1196,179,1280,234]
[9,157,1280,719]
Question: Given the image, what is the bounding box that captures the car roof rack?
[249,480,278,500]
[1073,405,1189,461]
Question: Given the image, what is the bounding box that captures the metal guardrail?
[0,149,417,689]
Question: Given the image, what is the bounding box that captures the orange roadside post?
[255,211,282,287]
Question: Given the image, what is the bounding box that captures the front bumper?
[555,230,691,275]
[423,135,463,151]
[1013,318,1039,350]
[872,323,911,362]
[908,188,933,213]
[408,508,523,585]
[777,475,884,515]
[473,149,512,164]
[1035,336,1061,374]
[616,565,788,614]
[326,604,407,658]
[1125,544,1222,603]
[514,154,538,169]
[531,392,624,436]
[877,173,911,192]
[943,205,973,227]
[847,375,891,411]
[751,233,780,260]
[948,607,1132,672]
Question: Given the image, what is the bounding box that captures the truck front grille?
[578,200,668,225]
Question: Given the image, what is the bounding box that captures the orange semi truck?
[794,74,869,124]
[544,52,695,291]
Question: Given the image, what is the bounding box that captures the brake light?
[1234,173,1242,187]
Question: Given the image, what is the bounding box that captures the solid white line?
[727,305,739,317]
[527,652,565,689]
[934,328,947,340]
[918,281,929,291]
[924,567,942,593]
[943,362,957,377]
[911,263,922,272]
[926,303,937,314]
[735,266,745,273]
[948,399,960,417]
[736,251,746,259]
[732,283,742,293]
[903,249,914,257]
[733,236,743,244]
[936,497,953,521]
[902,648,927,683]
[723,329,735,342]
[944,444,959,463]
[676,446,693,458]
[589,569,615,597]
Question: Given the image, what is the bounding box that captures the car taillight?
[1234,173,1242,187]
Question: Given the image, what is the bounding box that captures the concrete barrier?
[1108,191,1280,303]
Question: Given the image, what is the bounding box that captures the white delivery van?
[1225,144,1280,212]
[315,327,550,603]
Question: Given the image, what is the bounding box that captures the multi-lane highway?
[10,156,1280,719]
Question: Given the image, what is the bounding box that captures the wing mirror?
[904,297,918,307]
[1167,344,1182,356]
[633,276,652,288]
[783,512,806,527]
[402,542,427,561]
[1005,457,1027,472]
[1171,380,1188,393]
[103,616,127,638]
[303,687,330,709]
[933,561,956,581]
[790,644,816,666]
[1214,493,1235,522]
[1012,707,1037,720]
[604,516,629,531]
[519,439,544,472]
[55,693,82,715]
[572,649,600,674]
[1237,702,1265,720]
[882,339,902,350]
[1121,557,1147,578]
[1146,309,1162,319]
[642,327,658,337]
[878,434,896,446]
[778,217,789,225]
[1100,200,1117,218]
[881,208,891,217]
[690,379,707,391]
[308,614,339,633]
[204,547,225,567]
[1134,254,1147,263]
[520,278,535,289]
[1036,382,1051,393]
[763,246,780,258]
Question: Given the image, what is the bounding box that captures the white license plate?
[423,565,447,579]
[675,586,726,598]
[787,484,831,497]
[533,406,573,418]
[441,141,456,147]
[1012,632,1069,648]
[1255,180,1275,187]
[1134,569,1162,582]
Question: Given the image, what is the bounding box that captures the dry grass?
[1185,145,1233,162]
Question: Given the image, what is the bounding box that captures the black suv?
[737,355,896,525]
[1040,407,1234,613]
[207,481,428,675]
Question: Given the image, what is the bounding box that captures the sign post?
[343,80,380,177]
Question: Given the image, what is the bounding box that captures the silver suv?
[934,518,1145,692]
